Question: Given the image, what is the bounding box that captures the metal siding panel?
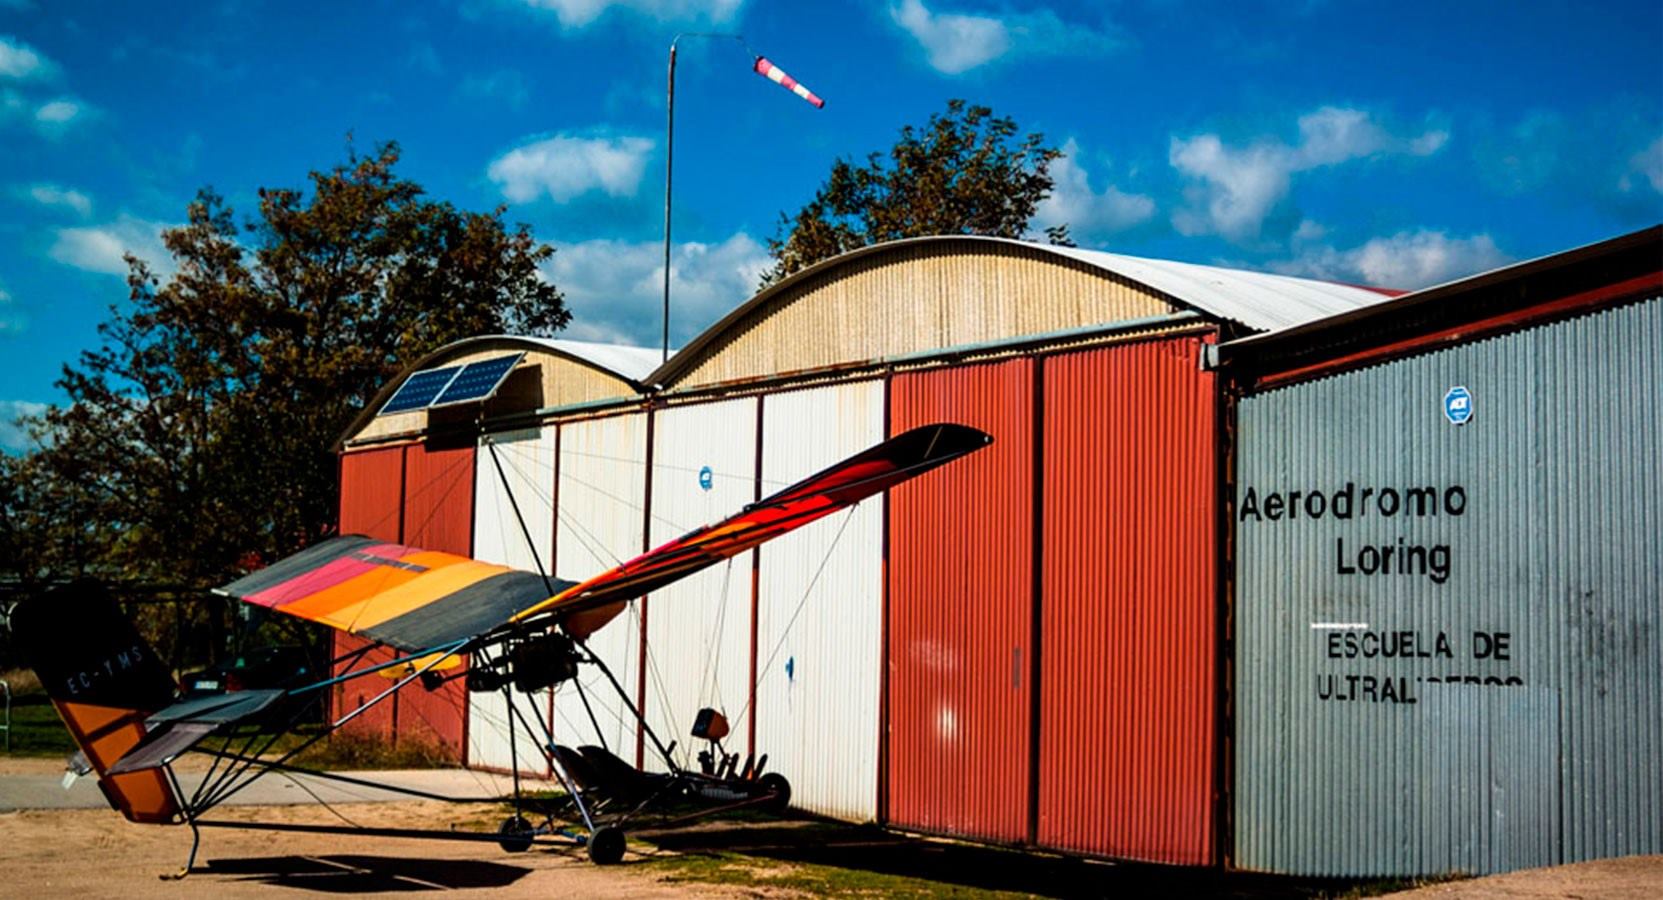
[339,448,404,542]
[756,381,886,822]
[396,443,474,756]
[469,426,557,774]
[887,360,1034,843]
[1037,337,1219,864]
[678,244,1179,390]
[642,399,759,773]
[334,447,404,740]
[551,413,649,755]
[1235,296,1662,876]
[403,444,476,556]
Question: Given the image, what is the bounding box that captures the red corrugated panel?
[334,447,405,740]
[394,442,476,757]
[402,444,476,555]
[886,359,1034,843]
[1037,336,1218,864]
[339,447,404,541]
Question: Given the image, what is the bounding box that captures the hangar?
[329,227,1661,875]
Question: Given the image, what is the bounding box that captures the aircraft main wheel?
[587,826,626,865]
[757,772,792,814]
[497,816,534,853]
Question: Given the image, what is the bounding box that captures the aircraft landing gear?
[756,772,792,814]
[497,815,535,853]
[586,826,626,865]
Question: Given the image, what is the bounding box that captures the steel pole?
[661,40,678,364]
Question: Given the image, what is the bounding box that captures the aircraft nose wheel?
[497,816,535,853]
[757,772,792,814]
[586,826,626,865]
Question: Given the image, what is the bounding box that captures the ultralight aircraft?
[13,422,990,876]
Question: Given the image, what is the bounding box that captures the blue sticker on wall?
[1443,385,1473,426]
[785,656,795,682]
[698,465,714,491]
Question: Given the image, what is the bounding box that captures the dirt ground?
[3,748,1658,899]
[1382,855,1663,899]
[0,801,742,899]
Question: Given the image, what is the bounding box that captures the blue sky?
[2,0,1660,449]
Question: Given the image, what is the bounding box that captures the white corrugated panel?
[755,382,885,821]
[550,413,649,761]
[643,398,759,773]
[469,426,557,774]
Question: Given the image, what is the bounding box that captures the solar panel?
[379,365,463,415]
[431,353,525,407]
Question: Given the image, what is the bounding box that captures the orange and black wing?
[216,536,573,653]
[519,422,992,639]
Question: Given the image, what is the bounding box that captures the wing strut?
[485,437,556,596]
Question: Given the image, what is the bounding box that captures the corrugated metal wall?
[642,399,760,772]
[402,444,476,555]
[672,244,1179,390]
[887,360,1035,843]
[755,381,886,821]
[1235,297,1663,876]
[469,426,557,774]
[1038,338,1219,864]
[393,443,475,754]
[334,447,406,740]
[551,413,649,758]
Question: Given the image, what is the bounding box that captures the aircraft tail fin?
[11,582,183,824]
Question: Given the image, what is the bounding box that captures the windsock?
[753,56,825,109]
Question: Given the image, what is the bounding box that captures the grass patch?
[2,669,74,758]
[1325,874,1469,898]
[287,730,458,770]
[643,847,1039,898]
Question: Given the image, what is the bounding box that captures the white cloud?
[889,0,1120,75]
[487,133,654,204]
[34,98,79,123]
[1273,228,1510,290]
[1622,135,1663,195]
[49,215,177,278]
[514,0,744,29]
[27,183,92,217]
[543,232,768,346]
[17,96,90,137]
[0,35,55,81]
[0,284,24,335]
[1171,106,1448,244]
[1032,139,1154,239]
[0,400,48,453]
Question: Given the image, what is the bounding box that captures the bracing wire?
[732,505,857,728]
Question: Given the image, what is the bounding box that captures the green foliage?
[1,142,568,589]
[289,730,458,770]
[762,99,1071,287]
[1,672,76,757]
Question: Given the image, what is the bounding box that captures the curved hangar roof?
[341,336,662,447]
[650,235,1397,391]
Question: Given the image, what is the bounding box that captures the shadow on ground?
[635,820,1374,899]
[203,855,532,893]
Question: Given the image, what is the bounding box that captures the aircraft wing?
[216,535,575,654]
[516,422,992,639]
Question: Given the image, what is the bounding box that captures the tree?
[4,142,568,590]
[761,99,1072,286]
